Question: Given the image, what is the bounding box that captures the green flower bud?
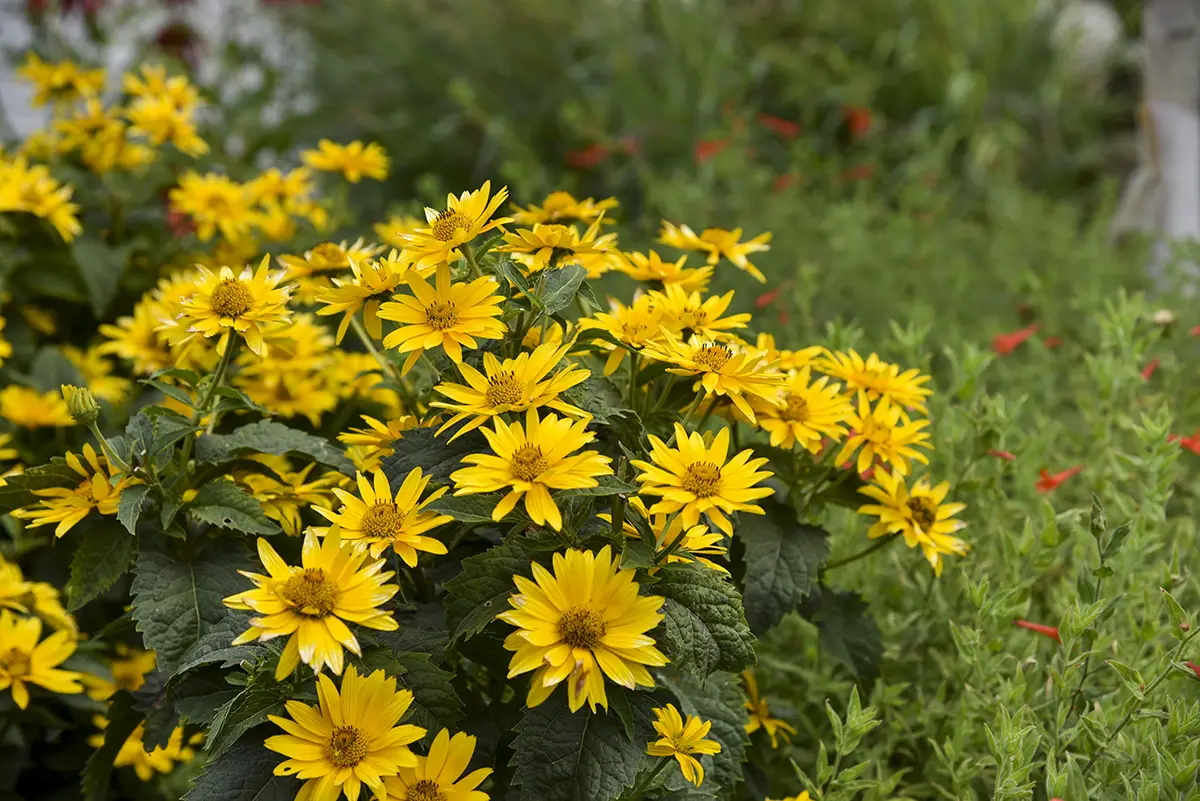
[61,384,99,425]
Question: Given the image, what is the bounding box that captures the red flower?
[617,135,642,155]
[1191,324,1200,337]
[1168,431,1200,455]
[1042,336,1063,350]
[772,173,798,192]
[758,114,801,139]
[844,105,873,140]
[839,164,875,183]
[988,449,1016,461]
[565,144,609,169]
[1035,465,1083,493]
[1141,359,1160,380]
[1186,661,1200,679]
[1014,619,1061,642]
[992,325,1039,355]
[755,289,780,309]
[694,138,731,163]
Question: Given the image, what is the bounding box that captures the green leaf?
[213,385,272,415]
[187,481,280,536]
[117,484,152,535]
[427,493,512,524]
[67,522,137,610]
[82,691,142,801]
[564,375,633,424]
[539,265,588,316]
[140,379,197,408]
[654,564,757,677]
[1161,587,1190,639]
[131,540,252,677]
[1105,660,1146,701]
[801,589,882,681]
[124,407,198,468]
[196,420,353,474]
[184,741,299,801]
[206,683,292,760]
[381,425,485,484]
[738,500,829,633]
[0,458,79,512]
[493,257,537,298]
[444,540,534,642]
[660,670,751,791]
[559,475,639,498]
[393,652,465,733]
[73,237,130,317]
[29,346,85,392]
[511,690,654,801]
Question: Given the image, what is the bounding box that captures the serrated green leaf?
[67,522,137,610]
[539,265,587,315]
[660,670,750,791]
[654,565,757,677]
[564,375,632,424]
[82,691,142,801]
[131,540,252,677]
[493,257,537,298]
[213,385,272,415]
[802,589,882,681]
[427,493,512,524]
[511,690,654,801]
[117,484,151,535]
[559,475,639,498]
[393,652,465,733]
[381,425,485,484]
[196,420,353,474]
[0,458,79,512]
[140,379,197,408]
[444,541,534,642]
[187,481,280,535]
[73,237,130,317]
[739,500,829,634]
[183,741,299,801]
[206,683,292,760]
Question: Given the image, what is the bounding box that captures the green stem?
[624,757,672,801]
[824,533,900,571]
[1067,537,1108,719]
[627,353,641,414]
[180,337,238,470]
[461,243,483,278]
[88,421,130,475]
[349,311,414,405]
[652,511,686,565]
[667,392,706,447]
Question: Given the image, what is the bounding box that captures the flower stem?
[824,533,900,571]
[88,421,130,475]
[180,336,239,470]
[460,243,483,279]
[348,311,413,401]
[624,757,671,801]
[667,392,706,447]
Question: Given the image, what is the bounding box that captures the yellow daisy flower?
[103,722,202,781]
[380,728,493,801]
[19,304,57,336]
[378,267,507,373]
[17,53,105,106]
[122,64,201,108]
[0,609,83,709]
[83,644,156,701]
[755,334,823,372]
[0,315,12,368]
[12,443,138,537]
[168,171,256,242]
[602,497,729,574]
[246,166,316,211]
[497,546,667,712]
[449,409,613,531]
[125,95,208,157]
[301,139,390,183]
[510,190,618,226]
[317,250,428,343]
[857,469,968,576]
[98,301,171,374]
[0,385,75,428]
[647,285,751,342]
[396,181,513,271]
[497,218,618,277]
[836,394,932,476]
[0,554,76,635]
[647,704,722,787]
[631,425,773,537]
[337,415,419,464]
[743,670,797,748]
[748,366,853,452]
[430,342,590,441]
[237,371,339,427]
[278,239,383,305]
[223,531,400,680]
[640,333,785,424]
[169,256,292,356]
[240,459,342,536]
[579,293,670,376]
[615,250,713,294]
[62,345,131,405]
[658,221,772,283]
[817,349,933,414]
[315,468,452,563]
[0,157,83,241]
[373,213,425,249]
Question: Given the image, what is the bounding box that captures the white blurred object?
[1050,0,1125,88]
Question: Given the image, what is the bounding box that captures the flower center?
[431,209,471,242]
[780,394,809,422]
[907,497,938,531]
[210,278,254,318]
[324,725,369,768]
[425,301,458,330]
[0,647,30,678]
[280,568,341,617]
[682,461,722,497]
[361,502,405,539]
[406,779,447,801]
[511,444,549,482]
[485,371,523,406]
[693,343,731,371]
[311,243,348,269]
[558,606,605,649]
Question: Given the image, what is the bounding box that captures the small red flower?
[1190,324,1200,337]
[1035,465,1083,493]
[1141,359,1160,380]
[844,105,873,140]
[839,164,875,183]
[1014,619,1061,642]
[992,325,1039,355]
[772,173,799,192]
[755,289,780,309]
[565,144,609,169]
[1042,336,1063,350]
[1186,661,1200,679]
[694,138,731,163]
[777,308,790,326]
[1168,431,1200,455]
[988,449,1016,461]
[757,114,801,139]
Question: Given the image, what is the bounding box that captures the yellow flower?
[648,285,752,342]
[337,415,419,468]
[836,394,931,476]
[497,218,618,277]
[0,553,77,634]
[748,367,853,452]
[450,409,613,531]
[767,795,813,801]
[396,181,513,271]
[240,458,342,536]
[125,95,208,157]
[122,64,201,108]
[265,666,426,801]
[602,497,729,574]
[615,250,712,294]
[169,256,292,356]
[301,139,390,183]
[19,304,57,336]
[279,239,383,305]
[98,294,187,375]
[743,670,796,748]
[631,425,773,537]
[857,469,968,576]
[647,704,722,787]
[224,531,400,680]
[315,468,452,563]
[511,191,617,226]
[378,267,507,373]
[0,316,12,368]
[579,294,670,376]
[168,171,256,242]
[817,349,933,414]
[247,167,317,211]
[238,371,339,427]
[62,345,131,405]
[98,722,202,781]
[0,385,75,428]
[756,334,822,373]
[54,100,155,173]
[317,250,428,343]
[17,53,105,106]
[497,546,667,712]
[641,333,785,424]
[12,443,139,537]
[0,609,83,709]
[431,342,590,441]
[658,221,771,283]
[0,157,83,241]
[373,213,425,249]
[380,728,493,801]
[83,644,156,701]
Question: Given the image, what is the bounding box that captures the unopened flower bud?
[61,384,99,425]
[1153,309,1176,326]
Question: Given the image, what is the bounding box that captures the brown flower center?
[210,278,254,318]
[907,496,938,531]
[361,502,404,539]
[405,779,447,801]
[425,301,458,330]
[682,461,722,497]
[310,243,348,269]
[0,647,30,678]
[431,209,472,242]
[325,725,369,768]
[779,393,809,422]
[485,371,523,406]
[558,606,605,649]
[511,444,548,482]
[281,568,341,617]
[693,343,731,371]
